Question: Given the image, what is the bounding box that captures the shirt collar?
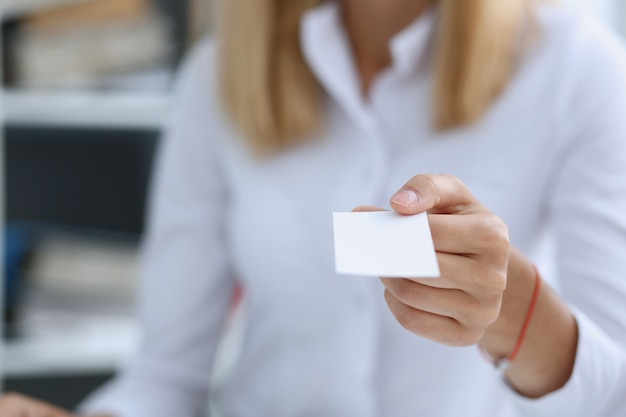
[301,1,366,127]
[300,1,435,128]
[389,6,436,74]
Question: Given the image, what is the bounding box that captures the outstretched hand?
[357,174,510,346]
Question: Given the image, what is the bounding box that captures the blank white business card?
[332,211,440,278]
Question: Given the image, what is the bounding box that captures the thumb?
[390,174,477,215]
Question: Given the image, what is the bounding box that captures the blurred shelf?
[3,311,139,378]
[2,0,94,22]
[3,89,171,130]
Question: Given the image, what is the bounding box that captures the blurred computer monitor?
[5,125,158,239]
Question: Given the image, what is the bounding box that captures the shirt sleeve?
[507,17,626,416]
[79,39,236,417]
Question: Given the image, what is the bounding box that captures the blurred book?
[26,234,138,299]
[11,0,173,89]
[21,0,149,28]
[2,0,93,21]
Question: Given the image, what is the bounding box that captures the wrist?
[479,247,537,361]
[479,247,578,398]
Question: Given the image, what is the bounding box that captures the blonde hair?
[218,0,529,155]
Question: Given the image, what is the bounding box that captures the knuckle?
[417,174,440,199]
[476,296,503,325]
[421,173,440,186]
[493,269,508,292]
[492,220,510,248]
[473,215,510,262]
[441,173,465,188]
[480,215,509,243]
[477,267,508,293]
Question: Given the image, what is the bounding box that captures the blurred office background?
[1,0,211,408]
[0,0,624,411]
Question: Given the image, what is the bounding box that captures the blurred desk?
[4,307,138,378]
[2,300,139,409]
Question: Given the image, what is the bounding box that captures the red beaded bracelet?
[478,266,542,371]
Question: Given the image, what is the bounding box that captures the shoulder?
[167,37,250,157]
[172,37,220,104]
[168,37,233,137]
[532,4,626,87]
[523,4,626,134]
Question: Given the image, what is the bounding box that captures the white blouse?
[82,3,626,417]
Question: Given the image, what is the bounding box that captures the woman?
[2,0,625,416]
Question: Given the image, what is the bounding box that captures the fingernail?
[391,189,419,208]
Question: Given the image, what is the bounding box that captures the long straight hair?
[218,0,528,155]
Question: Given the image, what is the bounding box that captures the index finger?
[390,174,478,216]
